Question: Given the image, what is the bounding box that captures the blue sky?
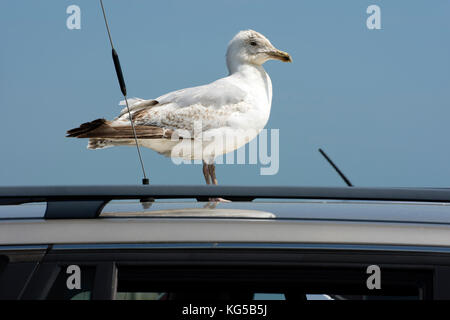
[0,0,449,187]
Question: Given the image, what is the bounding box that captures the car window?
[115,265,431,300]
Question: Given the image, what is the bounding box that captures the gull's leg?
[208,163,218,185]
[203,161,218,207]
[207,163,230,203]
[202,161,211,185]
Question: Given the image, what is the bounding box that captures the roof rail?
[1,185,450,219]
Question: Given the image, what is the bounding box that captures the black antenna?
[99,0,149,185]
[318,148,353,187]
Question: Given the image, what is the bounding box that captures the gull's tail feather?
[66,118,112,138]
[67,118,174,150]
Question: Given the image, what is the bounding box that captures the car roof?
[1,185,450,247]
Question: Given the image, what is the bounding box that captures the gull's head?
[226,30,292,72]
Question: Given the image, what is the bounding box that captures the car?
[1,185,450,300]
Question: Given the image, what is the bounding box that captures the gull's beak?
[268,49,292,62]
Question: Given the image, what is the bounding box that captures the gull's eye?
[250,41,257,46]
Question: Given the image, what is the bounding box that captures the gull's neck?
[228,62,262,76]
[227,62,272,109]
[227,58,265,76]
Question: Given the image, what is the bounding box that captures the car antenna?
[318,148,353,187]
[99,0,149,185]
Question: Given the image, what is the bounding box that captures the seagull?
[67,29,291,190]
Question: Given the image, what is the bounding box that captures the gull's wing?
[67,78,249,141]
[155,78,246,107]
[115,77,249,135]
[117,98,159,118]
